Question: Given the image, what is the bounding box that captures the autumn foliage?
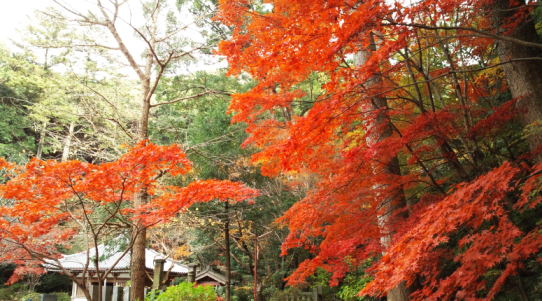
[215,0,542,299]
[0,142,258,285]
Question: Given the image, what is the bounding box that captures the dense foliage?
[3,0,542,300]
[151,283,217,301]
[215,0,542,299]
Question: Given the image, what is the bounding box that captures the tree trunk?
[130,78,152,301]
[353,33,410,301]
[254,227,258,301]
[224,201,231,301]
[37,121,47,160]
[491,0,542,158]
[130,192,148,301]
[130,4,157,297]
[97,279,103,301]
[61,121,75,162]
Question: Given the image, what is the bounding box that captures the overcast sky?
[0,0,226,75]
[0,0,54,45]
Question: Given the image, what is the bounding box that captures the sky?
[0,0,226,76]
[0,0,54,46]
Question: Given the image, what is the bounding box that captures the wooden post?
[113,273,119,287]
[89,285,99,301]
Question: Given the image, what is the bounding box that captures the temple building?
[195,266,226,287]
[46,244,188,301]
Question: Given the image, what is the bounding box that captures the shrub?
[51,292,71,301]
[268,287,302,301]
[35,273,72,293]
[21,292,41,301]
[21,291,70,301]
[150,282,216,301]
[232,286,252,301]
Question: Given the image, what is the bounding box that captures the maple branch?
[387,22,542,51]
[101,231,141,281]
[387,122,446,195]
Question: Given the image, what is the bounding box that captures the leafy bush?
[22,291,70,301]
[1,284,29,301]
[150,282,216,301]
[51,292,70,301]
[21,292,41,301]
[35,273,72,293]
[336,272,372,301]
[232,286,252,301]
[268,287,302,301]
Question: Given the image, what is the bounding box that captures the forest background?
[2,0,542,301]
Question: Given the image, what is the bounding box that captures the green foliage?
[232,286,252,301]
[0,264,16,288]
[268,287,302,301]
[336,273,372,301]
[21,291,41,301]
[0,283,26,301]
[151,282,216,301]
[51,292,70,301]
[20,291,69,301]
[336,263,373,301]
[34,273,71,294]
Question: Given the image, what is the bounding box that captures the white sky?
[0,0,54,45]
[0,0,226,76]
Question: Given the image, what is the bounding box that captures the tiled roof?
[195,266,226,284]
[45,244,188,275]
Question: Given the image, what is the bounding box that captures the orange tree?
[215,0,542,299]
[0,142,258,301]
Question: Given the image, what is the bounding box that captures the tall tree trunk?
[37,121,47,160]
[130,193,148,301]
[130,77,152,301]
[353,33,410,301]
[61,121,75,162]
[224,201,231,301]
[130,5,159,300]
[253,227,258,301]
[491,0,542,158]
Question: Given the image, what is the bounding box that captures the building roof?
[195,266,226,285]
[45,244,188,275]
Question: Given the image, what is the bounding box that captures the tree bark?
[37,121,47,160]
[130,77,152,301]
[353,33,410,301]
[130,192,148,301]
[254,226,258,301]
[130,5,159,300]
[491,0,542,159]
[61,121,75,162]
[224,201,231,301]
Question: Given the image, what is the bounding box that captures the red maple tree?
[0,142,258,301]
[215,0,542,299]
